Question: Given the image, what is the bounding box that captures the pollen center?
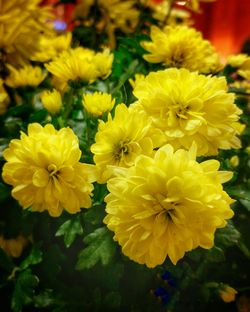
[47,164,59,177]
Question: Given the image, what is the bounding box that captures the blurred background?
[41,0,250,60]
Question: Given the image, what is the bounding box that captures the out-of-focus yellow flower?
[129,74,145,89]
[0,234,29,258]
[227,54,250,68]
[45,47,113,85]
[5,65,47,88]
[41,89,62,115]
[83,92,115,117]
[74,0,139,47]
[132,68,242,156]
[246,146,250,155]
[230,80,250,94]
[227,54,250,80]
[229,155,239,168]
[141,0,191,26]
[99,0,139,32]
[91,104,165,183]
[31,33,72,63]
[51,76,69,94]
[220,286,238,303]
[175,0,215,13]
[141,25,221,73]
[93,49,114,79]
[2,123,97,217]
[0,0,53,65]
[0,79,9,115]
[104,143,234,268]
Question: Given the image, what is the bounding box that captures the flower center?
[47,164,60,178]
[155,194,180,221]
[175,106,189,119]
[113,141,130,160]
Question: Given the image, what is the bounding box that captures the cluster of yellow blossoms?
[0,0,53,65]
[45,47,113,85]
[0,0,245,270]
[141,25,221,73]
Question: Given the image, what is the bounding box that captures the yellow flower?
[0,0,53,65]
[220,286,238,303]
[74,0,139,47]
[2,123,97,217]
[0,79,9,115]
[83,92,115,117]
[132,68,242,156]
[176,0,215,13]
[93,49,114,79]
[227,53,250,68]
[45,47,113,84]
[129,74,145,89]
[141,25,221,73]
[141,0,191,26]
[5,65,47,88]
[31,32,72,63]
[104,144,234,268]
[91,104,164,183]
[41,89,62,115]
[227,54,250,80]
[99,0,139,32]
[0,234,29,258]
[229,155,239,168]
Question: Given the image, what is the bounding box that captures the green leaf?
[227,188,250,201]
[206,246,225,263]
[34,289,55,308]
[104,291,121,309]
[20,245,43,270]
[55,215,83,248]
[215,221,241,248]
[0,182,10,202]
[11,269,39,312]
[239,199,250,211]
[76,227,116,270]
[84,204,106,225]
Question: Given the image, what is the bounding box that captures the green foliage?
[55,214,83,248]
[76,227,116,270]
[11,269,39,312]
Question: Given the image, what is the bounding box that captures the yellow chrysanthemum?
[0,79,9,115]
[45,47,113,84]
[227,54,250,68]
[98,0,139,32]
[40,89,62,115]
[132,68,242,156]
[0,0,53,65]
[2,123,97,217]
[0,234,29,258]
[141,0,191,26]
[129,74,145,89]
[83,92,115,117]
[91,104,164,183]
[5,65,47,88]
[74,0,139,47]
[141,25,221,73]
[219,286,238,303]
[104,144,234,268]
[227,53,250,80]
[31,32,72,63]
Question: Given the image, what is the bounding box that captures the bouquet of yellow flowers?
[0,0,249,311]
